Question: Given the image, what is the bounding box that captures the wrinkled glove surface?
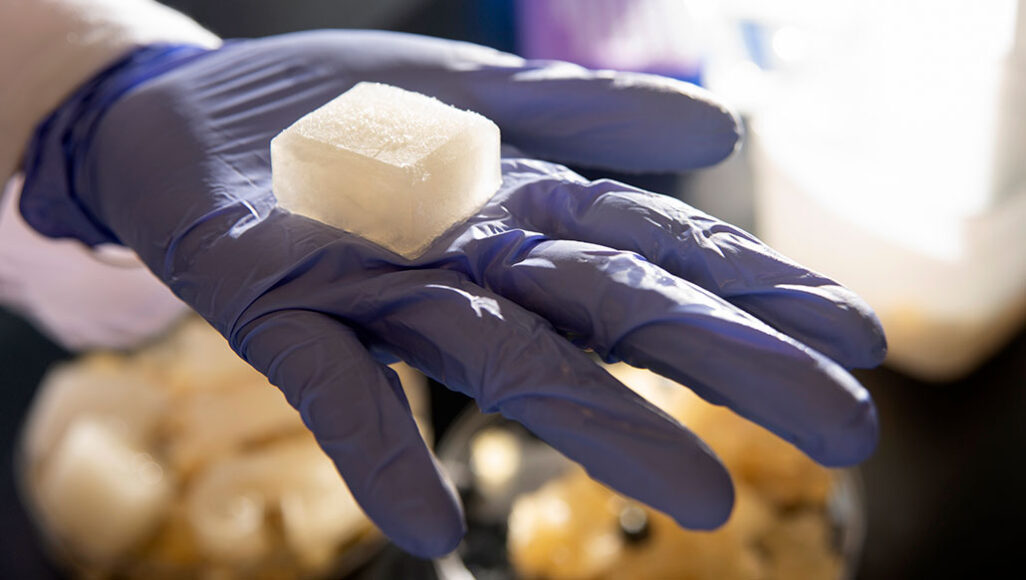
[21,31,885,557]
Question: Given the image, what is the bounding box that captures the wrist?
[0,0,221,182]
[20,43,214,246]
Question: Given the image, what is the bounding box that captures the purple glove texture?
[20,31,885,558]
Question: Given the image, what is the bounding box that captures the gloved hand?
[21,31,885,557]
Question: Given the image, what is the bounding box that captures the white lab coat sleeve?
[0,177,190,351]
[0,0,219,350]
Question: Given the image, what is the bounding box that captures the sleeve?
[0,0,217,350]
[0,176,190,351]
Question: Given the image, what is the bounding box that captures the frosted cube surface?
[271,82,502,259]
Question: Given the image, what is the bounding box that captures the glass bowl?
[435,363,866,580]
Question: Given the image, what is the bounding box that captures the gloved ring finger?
[335,268,736,530]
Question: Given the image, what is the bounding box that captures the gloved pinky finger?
[229,309,465,558]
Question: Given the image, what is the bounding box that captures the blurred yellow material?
[20,316,431,579]
[507,362,843,580]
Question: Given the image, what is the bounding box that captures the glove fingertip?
[648,75,743,171]
[822,298,888,370]
[359,447,467,558]
[661,445,735,531]
[803,395,880,468]
[685,95,744,169]
[731,284,889,371]
[851,312,888,369]
[381,494,467,558]
[809,284,889,369]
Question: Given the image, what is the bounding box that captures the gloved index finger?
[257,31,741,173]
[467,62,743,172]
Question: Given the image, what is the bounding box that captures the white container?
[743,0,1026,380]
[751,125,1026,381]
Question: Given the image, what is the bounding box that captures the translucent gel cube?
[271,82,502,259]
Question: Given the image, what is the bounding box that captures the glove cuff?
[20,44,212,246]
[0,0,221,184]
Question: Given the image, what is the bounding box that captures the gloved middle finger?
[471,236,878,468]
[496,159,886,370]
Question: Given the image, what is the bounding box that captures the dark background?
[3,1,1024,578]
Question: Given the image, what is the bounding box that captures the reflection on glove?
[21,31,885,558]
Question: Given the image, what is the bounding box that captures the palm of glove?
[23,31,885,557]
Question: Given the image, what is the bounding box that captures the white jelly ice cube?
[37,418,172,563]
[185,435,370,565]
[22,357,168,466]
[271,82,502,259]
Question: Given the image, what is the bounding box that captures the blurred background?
[2,0,1025,578]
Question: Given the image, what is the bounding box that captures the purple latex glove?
[20,31,885,557]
